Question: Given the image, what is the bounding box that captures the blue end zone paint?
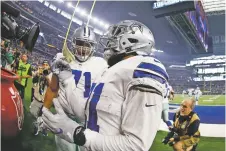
[169,104,225,124]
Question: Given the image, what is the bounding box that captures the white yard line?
[209,95,220,100]
[203,100,213,102]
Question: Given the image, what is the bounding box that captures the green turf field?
[172,94,225,105]
[2,79,225,151]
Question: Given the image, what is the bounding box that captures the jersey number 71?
[72,70,92,98]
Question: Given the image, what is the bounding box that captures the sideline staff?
[15,54,32,99]
[162,98,200,151]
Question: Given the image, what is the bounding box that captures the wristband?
[73,126,86,146]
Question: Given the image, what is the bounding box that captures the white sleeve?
[83,84,163,151]
[61,76,86,122]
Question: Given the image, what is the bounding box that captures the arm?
[42,78,165,150]
[43,74,59,109]
[173,119,200,142]
[62,76,88,122]
[83,86,163,151]
[186,120,200,136]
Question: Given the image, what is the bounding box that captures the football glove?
[51,55,72,82]
[42,98,81,143]
[33,116,48,136]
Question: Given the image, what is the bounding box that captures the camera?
[1,1,40,52]
[42,69,49,76]
[162,127,179,146]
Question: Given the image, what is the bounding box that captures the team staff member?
[15,53,32,100]
[163,98,200,151]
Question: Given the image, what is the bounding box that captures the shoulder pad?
[127,78,165,96]
[124,56,168,95]
[133,58,169,84]
[90,57,108,68]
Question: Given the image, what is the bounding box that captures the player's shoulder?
[89,56,106,63]
[89,56,108,67]
[122,55,167,94]
[136,55,166,69]
[121,55,165,68]
[128,55,168,80]
[111,55,167,76]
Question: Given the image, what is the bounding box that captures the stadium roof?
[15,0,225,63]
[202,0,226,15]
[56,1,190,56]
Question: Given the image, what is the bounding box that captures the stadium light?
[39,32,44,36]
[92,17,98,23]
[75,7,81,12]
[88,15,92,20]
[58,0,64,3]
[99,21,104,26]
[104,24,109,29]
[80,9,87,16]
[67,2,72,8]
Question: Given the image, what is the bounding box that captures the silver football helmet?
[100,20,155,60]
[71,26,97,62]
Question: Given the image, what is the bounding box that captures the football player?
[194,87,202,105]
[54,26,107,151]
[188,89,193,97]
[162,83,174,128]
[182,89,187,97]
[32,26,108,151]
[42,20,168,151]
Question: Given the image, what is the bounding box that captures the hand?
[33,116,48,136]
[168,125,173,131]
[51,55,72,82]
[42,98,80,143]
[169,138,174,143]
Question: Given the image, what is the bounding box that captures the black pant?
[14,81,25,100]
[31,87,35,102]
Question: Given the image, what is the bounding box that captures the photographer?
[30,60,51,135]
[14,53,32,100]
[162,98,200,151]
[11,49,21,73]
[31,61,50,101]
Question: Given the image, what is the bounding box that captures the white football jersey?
[55,53,108,122]
[65,55,168,151]
[188,89,193,95]
[194,89,202,96]
[162,84,173,104]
